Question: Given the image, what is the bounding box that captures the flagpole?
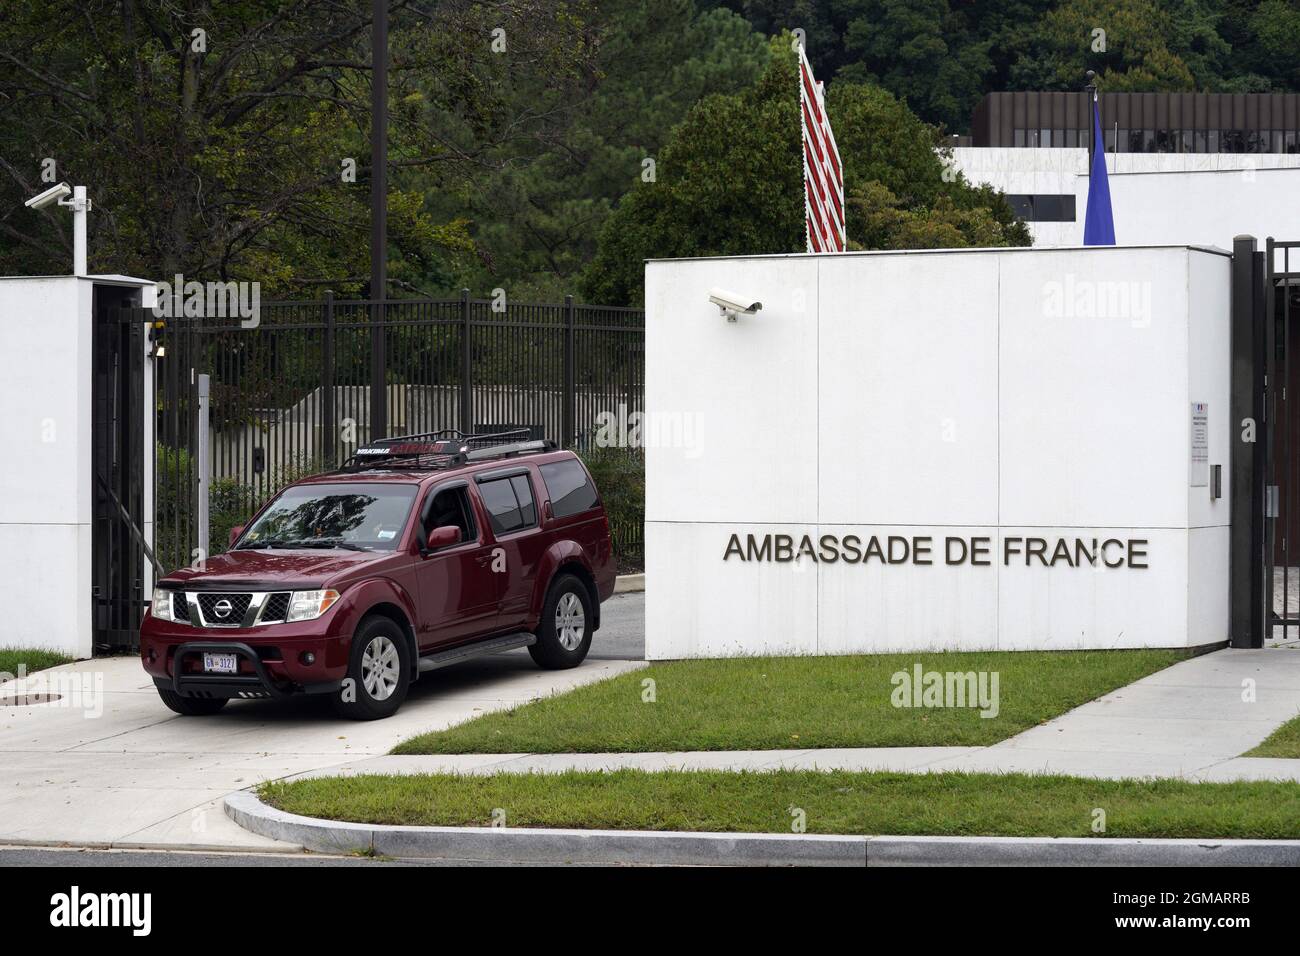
[1084,70,1097,162]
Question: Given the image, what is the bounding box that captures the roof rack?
[338,428,557,472]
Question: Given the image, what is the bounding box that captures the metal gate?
[91,288,152,651]
[1263,239,1300,647]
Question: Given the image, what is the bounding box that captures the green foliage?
[3,1,1298,301]
[395,649,1190,753]
[263,768,1300,838]
[428,0,772,299]
[707,0,1300,130]
[0,0,591,294]
[582,38,1030,306]
[1010,0,1197,91]
[578,444,645,570]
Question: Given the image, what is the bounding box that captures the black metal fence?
[146,292,644,575]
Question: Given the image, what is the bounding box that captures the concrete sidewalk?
[0,653,646,850]
[295,648,1300,784]
[4,641,1299,854]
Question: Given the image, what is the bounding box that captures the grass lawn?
[396,649,1190,754]
[0,647,74,684]
[261,769,1300,839]
[1246,715,1300,758]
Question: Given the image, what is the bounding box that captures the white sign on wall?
[1190,402,1209,487]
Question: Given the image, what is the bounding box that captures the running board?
[417,632,537,673]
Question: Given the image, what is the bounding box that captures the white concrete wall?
[0,276,155,658]
[0,278,94,657]
[644,245,1232,658]
[950,147,1300,247]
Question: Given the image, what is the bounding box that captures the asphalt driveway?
[0,593,645,851]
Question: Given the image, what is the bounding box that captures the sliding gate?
[1263,239,1300,647]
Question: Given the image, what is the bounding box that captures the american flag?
[798,45,845,253]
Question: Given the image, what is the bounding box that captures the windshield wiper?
[287,538,372,551]
[236,539,295,550]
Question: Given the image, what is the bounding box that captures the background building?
[954,92,1300,247]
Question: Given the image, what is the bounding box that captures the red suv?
[140,431,616,720]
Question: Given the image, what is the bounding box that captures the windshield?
[237,483,417,552]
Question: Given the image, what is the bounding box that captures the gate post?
[195,373,211,563]
[563,294,575,448]
[461,289,473,435]
[1230,236,1265,648]
[322,292,337,465]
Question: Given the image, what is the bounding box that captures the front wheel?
[528,574,593,670]
[332,616,411,720]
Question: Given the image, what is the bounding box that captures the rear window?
[540,459,599,518]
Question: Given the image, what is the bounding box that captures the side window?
[510,474,536,526]
[477,475,537,535]
[540,459,598,518]
[423,486,477,543]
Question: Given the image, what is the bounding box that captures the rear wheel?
[528,573,593,670]
[332,616,411,720]
[156,687,228,716]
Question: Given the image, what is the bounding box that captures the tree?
[581,36,1029,307]
[428,0,772,299]
[1009,0,1197,91]
[835,0,993,134]
[0,0,595,293]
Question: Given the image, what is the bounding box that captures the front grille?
[197,592,252,626]
[172,594,191,622]
[260,592,291,623]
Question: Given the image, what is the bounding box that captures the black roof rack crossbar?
[336,428,555,473]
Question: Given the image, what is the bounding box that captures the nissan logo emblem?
[213,599,233,619]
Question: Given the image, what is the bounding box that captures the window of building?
[1005,194,1077,223]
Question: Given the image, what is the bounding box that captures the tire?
[332,615,411,720]
[528,573,594,670]
[157,688,228,716]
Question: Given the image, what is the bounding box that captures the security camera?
[708,287,762,321]
[24,182,72,210]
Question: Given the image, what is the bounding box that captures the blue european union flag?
[1083,95,1116,246]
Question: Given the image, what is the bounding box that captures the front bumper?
[159,641,343,700]
[141,610,354,696]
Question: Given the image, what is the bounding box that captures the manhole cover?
[0,693,62,706]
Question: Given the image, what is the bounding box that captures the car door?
[411,481,502,650]
[474,468,546,631]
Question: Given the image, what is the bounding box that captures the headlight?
[151,587,177,622]
[286,589,341,622]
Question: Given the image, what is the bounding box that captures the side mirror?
[229,525,245,548]
[425,525,461,552]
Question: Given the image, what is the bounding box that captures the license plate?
[202,653,238,675]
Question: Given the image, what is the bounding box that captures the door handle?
[475,553,494,565]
